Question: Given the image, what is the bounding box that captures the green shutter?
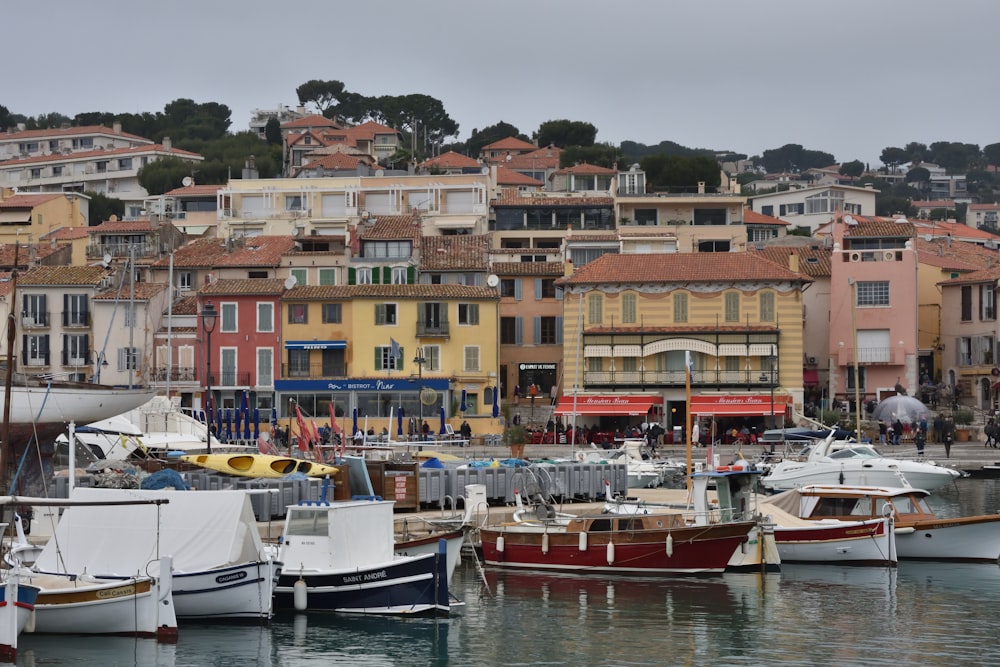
[407,266,416,284]
[383,266,391,284]
[398,347,404,371]
[348,267,356,285]
[375,347,382,370]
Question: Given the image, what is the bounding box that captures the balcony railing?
[62,312,91,328]
[582,369,779,389]
[836,347,902,366]
[20,311,49,328]
[152,367,198,383]
[86,243,157,259]
[417,317,450,338]
[208,371,252,387]
[281,363,348,379]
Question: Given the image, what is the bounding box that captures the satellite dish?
[182,176,194,187]
[420,387,438,406]
[103,253,112,267]
[843,215,856,226]
[486,274,500,288]
[481,166,489,175]
[283,275,298,290]
[375,169,384,177]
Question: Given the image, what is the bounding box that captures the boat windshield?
[828,446,881,460]
[285,508,328,536]
[891,494,934,517]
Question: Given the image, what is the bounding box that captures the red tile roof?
[285,284,499,300]
[554,162,616,175]
[492,261,565,277]
[495,166,543,187]
[198,278,286,296]
[420,235,490,270]
[482,137,537,152]
[420,151,481,170]
[750,245,832,278]
[171,296,199,315]
[41,226,90,240]
[94,281,167,300]
[937,265,1000,287]
[0,124,150,143]
[742,209,789,226]
[559,252,810,285]
[842,216,916,238]
[0,143,201,166]
[912,219,1000,242]
[280,115,340,129]
[916,237,999,271]
[301,153,368,170]
[89,219,157,233]
[163,184,222,197]
[0,243,66,265]
[504,146,561,170]
[216,236,298,267]
[20,265,110,286]
[0,193,63,208]
[912,200,956,209]
[358,216,419,240]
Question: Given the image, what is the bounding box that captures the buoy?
[666,533,674,558]
[579,531,588,551]
[293,578,308,611]
[606,540,615,565]
[497,535,505,553]
[542,532,550,554]
[717,465,731,472]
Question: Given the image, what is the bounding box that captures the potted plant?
[505,423,528,459]
[953,409,975,441]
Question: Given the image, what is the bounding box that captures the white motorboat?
[767,483,1000,562]
[760,430,962,492]
[32,487,281,622]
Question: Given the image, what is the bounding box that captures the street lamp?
[767,354,777,453]
[413,353,426,437]
[200,301,217,453]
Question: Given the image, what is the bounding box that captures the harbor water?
[13,478,1000,666]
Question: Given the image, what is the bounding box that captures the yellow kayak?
[180,453,339,479]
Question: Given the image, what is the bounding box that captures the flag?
[328,402,338,436]
[295,404,311,451]
[389,338,401,367]
[258,435,278,456]
[685,350,694,376]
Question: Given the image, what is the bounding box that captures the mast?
[850,278,862,441]
[0,240,20,493]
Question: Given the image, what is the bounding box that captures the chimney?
[113,121,122,134]
[162,136,172,151]
[697,181,706,194]
[788,252,799,273]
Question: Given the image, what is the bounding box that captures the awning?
[690,394,790,417]
[803,369,819,385]
[284,340,347,350]
[553,395,661,417]
[0,211,30,224]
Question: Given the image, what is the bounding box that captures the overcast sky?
[5,1,997,166]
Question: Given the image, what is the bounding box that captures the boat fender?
[542,532,550,555]
[607,540,615,565]
[497,535,505,553]
[579,531,588,552]
[666,533,674,558]
[716,465,731,472]
[293,578,308,611]
[895,527,916,535]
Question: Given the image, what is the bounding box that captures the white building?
[749,184,878,233]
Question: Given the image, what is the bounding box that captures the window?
[318,268,336,286]
[257,348,273,387]
[290,268,307,286]
[118,158,132,170]
[698,240,731,252]
[177,271,192,290]
[724,292,740,322]
[23,334,49,366]
[538,317,558,344]
[375,303,397,325]
[857,281,890,307]
[622,293,637,324]
[500,317,519,345]
[673,293,688,323]
[288,349,310,376]
[29,168,41,179]
[362,240,412,259]
[52,166,63,177]
[622,357,638,372]
[96,161,108,173]
[220,303,237,333]
[22,294,47,326]
[288,304,308,324]
[464,346,480,372]
[322,303,342,323]
[539,279,557,299]
[760,291,775,322]
[760,205,774,216]
[846,365,865,391]
[248,271,268,279]
[693,208,727,225]
[118,346,139,371]
[779,203,804,216]
[220,348,237,385]
[357,268,373,285]
[63,294,88,327]
[587,293,603,325]
[391,267,407,284]
[981,284,996,321]
[63,334,89,366]
[285,195,305,211]
[501,278,519,299]
[458,303,479,325]
[587,357,602,372]
[961,285,972,321]
[633,209,658,225]
[257,303,274,332]
[377,345,403,371]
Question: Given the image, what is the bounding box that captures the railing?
[152,367,198,382]
[210,371,252,387]
[582,369,779,388]
[281,363,348,379]
[62,312,91,328]
[86,243,157,258]
[836,347,901,365]
[417,318,450,337]
[20,311,50,328]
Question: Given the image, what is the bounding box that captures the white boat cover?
[35,488,266,576]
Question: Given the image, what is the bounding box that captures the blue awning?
[284,340,347,350]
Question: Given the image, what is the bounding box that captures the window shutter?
[348,267,356,285]
[555,317,564,344]
[556,286,563,301]
[407,266,416,284]
[84,334,90,364]
[397,347,404,371]
[375,304,385,325]
[41,335,49,364]
[515,317,523,345]
[533,316,541,344]
[514,279,522,301]
[534,279,542,301]
[383,266,391,284]
[62,335,68,365]
[63,294,69,327]
[21,335,26,365]
[375,348,382,370]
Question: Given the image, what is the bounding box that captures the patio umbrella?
[460,389,467,414]
[216,407,223,442]
[224,409,233,442]
[253,408,260,440]
[352,408,359,436]
[233,405,242,441]
[492,385,500,418]
[241,391,251,440]
[397,406,404,437]
[439,406,447,435]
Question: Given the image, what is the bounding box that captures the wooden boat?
[274,498,451,616]
[767,484,1000,562]
[395,524,467,586]
[34,488,281,622]
[0,571,39,662]
[179,453,338,478]
[479,510,757,575]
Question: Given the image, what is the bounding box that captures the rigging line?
[9,380,55,496]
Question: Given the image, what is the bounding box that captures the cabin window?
[285,509,328,536]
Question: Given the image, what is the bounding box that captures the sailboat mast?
[0,241,20,492]
[850,278,862,441]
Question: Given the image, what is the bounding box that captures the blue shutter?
[534,279,542,301]
[514,279,522,301]
[555,316,564,344]
[533,316,541,344]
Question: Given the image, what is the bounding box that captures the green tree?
[84,191,125,225]
[26,112,72,130]
[756,144,835,174]
[984,143,1000,170]
[73,111,116,127]
[879,147,909,173]
[930,141,980,173]
[640,154,721,190]
[535,119,598,148]
[296,79,348,115]
[839,160,865,179]
[264,118,282,145]
[904,142,928,163]
[559,144,624,169]
[464,122,528,157]
[137,157,198,196]
[906,166,931,185]
[375,93,459,157]
[0,104,11,131]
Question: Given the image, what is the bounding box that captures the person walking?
[933,414,943,443]
[942,416,954,458]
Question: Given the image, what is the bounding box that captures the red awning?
[690,394,789,417]
[803,369,819,385]
[553,395,661,417]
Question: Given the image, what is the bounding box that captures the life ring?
[716,465,731,472]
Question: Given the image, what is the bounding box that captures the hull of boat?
[773,518,896,565]
[273,552,449,616]
[895,516,1000,562]
[395,530,465,585]
[25,574,174,637]
[179,453,338,479]
[172,560,281,621]
[762,464,960,492]
[480,521,756,575]
[0,577,39,662]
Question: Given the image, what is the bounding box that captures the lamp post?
[200,301,217,453]
[413,353,426,437]
[768,354,777,454]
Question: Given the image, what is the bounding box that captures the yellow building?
[277,283,500,433]
[556,252,810,438]
[0,190,89,246]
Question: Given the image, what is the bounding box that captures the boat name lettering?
[844,528,874,536]
[216,571,248,585]
[343,570,388,584]
[96,585,136,599]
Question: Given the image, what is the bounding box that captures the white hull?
[8,384,157,429]
[773,519,896,565]
[763,464,960,492]
[896,519,1000,561]
[628,470,661,489]
[24,571,176,637]
[395,531,465,585]
[172,560,281,621]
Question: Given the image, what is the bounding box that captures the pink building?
[829,215,919,411]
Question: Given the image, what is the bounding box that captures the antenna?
[283,275,298,290]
